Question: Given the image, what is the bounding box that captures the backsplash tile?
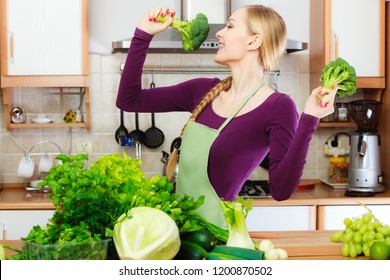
[0,51,339,185]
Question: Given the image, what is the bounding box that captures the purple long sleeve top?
[116,28,319,201]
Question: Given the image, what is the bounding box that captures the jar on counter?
[328,157,349,184]
[334,102,350,122]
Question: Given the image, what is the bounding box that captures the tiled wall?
[0,51,346,184]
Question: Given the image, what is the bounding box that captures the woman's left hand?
[303,83,338,119]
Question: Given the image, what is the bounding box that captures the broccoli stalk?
[319,57,357,99]
[157,13,209,52]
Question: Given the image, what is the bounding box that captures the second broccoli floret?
[319,57,357,98]
[157,13,210,52]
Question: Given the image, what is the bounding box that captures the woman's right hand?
[138,7,175,36]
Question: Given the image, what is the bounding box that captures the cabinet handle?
[2,224,7,240]
[334,34,339,59]
[9,32,14,63]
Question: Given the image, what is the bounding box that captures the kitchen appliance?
[346,100,385,196]
[239,180,271,198]
[112,0,308,54]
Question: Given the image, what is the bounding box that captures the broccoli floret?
[320,57,357,98]
[157,13,209,52]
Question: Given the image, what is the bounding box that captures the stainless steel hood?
[112,23,308,54]
[112,0,308,54]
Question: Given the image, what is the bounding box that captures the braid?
[166,76,233,181]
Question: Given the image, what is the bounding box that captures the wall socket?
[76,141,92,155]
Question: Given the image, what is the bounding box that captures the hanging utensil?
[144,112,165,149]
[128,112,146,143]
[115,109,128,144]
[144,79,165,148]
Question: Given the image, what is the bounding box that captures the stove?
[239,180,272,198]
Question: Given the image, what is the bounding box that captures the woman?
[116,5,337,227]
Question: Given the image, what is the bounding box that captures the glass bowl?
[23,239,111,260]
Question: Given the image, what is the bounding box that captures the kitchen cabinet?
[0,0,90,131]
[246,206,316,231]
[0,210,54,240]
[317,205,390,230]
[310,0,386,127]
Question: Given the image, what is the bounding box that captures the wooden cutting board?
[251,230,342,257]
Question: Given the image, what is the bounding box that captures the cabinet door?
[319,205,390,230]
[246,206,316,231]
[332,0,382,77]
[6,0,83,75]
[0,210,54,240]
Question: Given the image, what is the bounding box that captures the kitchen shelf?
[318,121,356,128]
[2,86,91,131]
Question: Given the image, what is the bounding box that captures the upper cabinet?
[0,0,90,130]
[1,0,89,87]
[310,0,386,91]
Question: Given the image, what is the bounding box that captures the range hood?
[112,0,308,54]
[112,24,308,54]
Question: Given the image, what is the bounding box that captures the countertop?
[1,180,390,210]
[0,230,366,260]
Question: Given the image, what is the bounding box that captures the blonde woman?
[116,5,337,227]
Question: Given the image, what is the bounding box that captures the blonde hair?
[245,5,287,72]
[166,76,233,180]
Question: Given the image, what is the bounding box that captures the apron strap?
[218,79,265,133]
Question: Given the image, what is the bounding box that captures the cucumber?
[181,229,216,252]
[210,245,264,260]
[174,240,208,260]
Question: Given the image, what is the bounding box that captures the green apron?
[176,80,265,228]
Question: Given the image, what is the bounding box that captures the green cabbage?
[113,207,181,260]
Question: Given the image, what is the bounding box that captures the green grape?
[343,231,354,243]
[353,231,362,243]
[362,232,369,242]
[362,242,371,257]
[374,220,383,228]
[349,243,358,258]
[362,212,373,223]
[341,243,350,257]
[377,226,390,236]
[367,231,376,241]
[375,232,384,240]
[353,218,363,230]
[344,218,353,227]
[367,222,375,231]
[355,243,362,255]
[330,230,344,242]
[359,223,368,234]
[344,226,353,234]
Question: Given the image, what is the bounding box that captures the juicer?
[346,100,385,196]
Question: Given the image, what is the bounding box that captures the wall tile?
[1,52,338,184]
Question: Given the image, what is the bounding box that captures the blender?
[346,100,385,196]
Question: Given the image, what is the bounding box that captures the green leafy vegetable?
[319,57,357,98]
[113,207,181,260]
[157,13,209,51]
[11,152,206,259]
[220,197,255,249]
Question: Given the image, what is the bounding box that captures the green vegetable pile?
[319,57,357,98]
[157,13,209,52]
[7,153,218,259]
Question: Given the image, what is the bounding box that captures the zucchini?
[207,252,247,260]
[210,245,264,260]
[174,240,208,260]
[181,229,216,252]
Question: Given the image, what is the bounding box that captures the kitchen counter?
[0,230,366,260]
[1,181,390,210]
